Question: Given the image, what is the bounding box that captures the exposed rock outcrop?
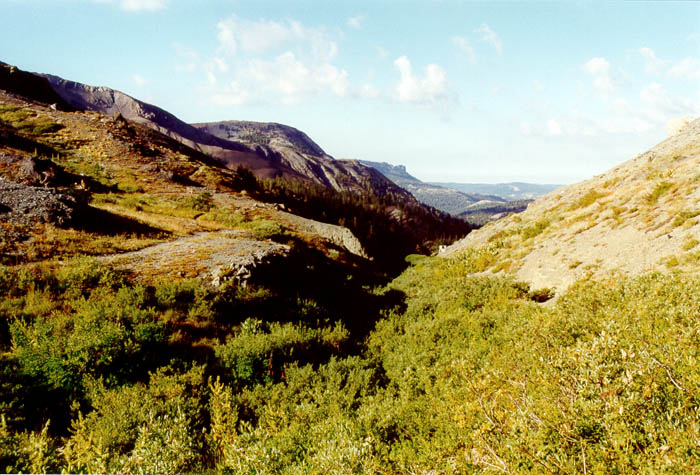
[0,177,82,226]
[100,230,290,288]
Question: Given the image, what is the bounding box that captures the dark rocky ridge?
[0,62,74,111]
[37,69,415,202]
[193,121,413,199]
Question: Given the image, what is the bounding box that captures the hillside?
[194,121,409,198]
[41,72,414,201]
[442,117,700,293]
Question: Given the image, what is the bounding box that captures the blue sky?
[1,1,699,183]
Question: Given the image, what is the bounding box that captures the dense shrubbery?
[1,252,700,472]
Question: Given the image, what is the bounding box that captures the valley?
[0,58,699,473]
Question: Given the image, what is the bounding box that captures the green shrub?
[214,321,349,387]
[185,191,215,212]
[673,210,700,228]
[521,218,550,239]
[245,219,285,240]
[569,189,606,210]
[645,181,673,205]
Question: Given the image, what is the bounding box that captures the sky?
[1,1,699,184]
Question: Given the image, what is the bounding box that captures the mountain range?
[39,69,412,201]
[359,160,558,225]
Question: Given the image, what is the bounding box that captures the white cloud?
[640,82,689,118]
[474,23,502,55]
[547,119,562,136]
[583,57,613,94]
[521,80,698,140]
[533,80,544,92]
[347,15,364,29]
[173,43,200,73]
[120,0,165,10]
[358,84,380,99]
[195,15,355,106]
[217,52,349,105]
[667,57,700,80]
[209,81,253,106]
[393,56,456,115]
[215,16,338,61]
[452,36,476,63]
[639,47,664,74]
[638,48,700,80]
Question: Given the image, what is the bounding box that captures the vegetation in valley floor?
[2,252,699,472]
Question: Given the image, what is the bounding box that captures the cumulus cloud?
[452,36,476,63]
[639,47,664,74]
[667,57,700,80]
[209,52,349,105]
[474,23,502,55]
[521,80,698,139]
[393,56,456,116]
[638,48,700,80]
[583,57,613,94]
[187,15,354,105]
[215,16,338,61]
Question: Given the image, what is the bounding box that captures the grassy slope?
[443,119,700,293]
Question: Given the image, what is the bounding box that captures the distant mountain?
[431,182,561,201]
[442,117,700,293]
[457,199,534,227]
[359,160,506,217]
